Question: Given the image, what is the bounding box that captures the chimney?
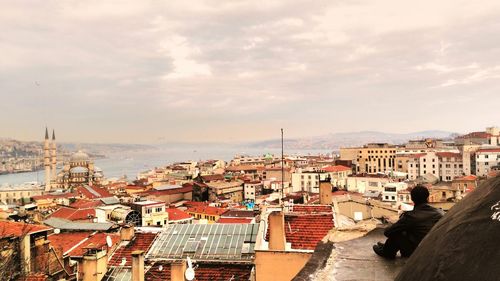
[81,246,108,281]
[268,211,286,251]
[131,250,144,281]
[319,179,333,205]
[170,260,187,281]
[120,225,135,241]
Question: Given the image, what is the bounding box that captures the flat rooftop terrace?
[295,226,407,281]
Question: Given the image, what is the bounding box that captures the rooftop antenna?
[185,257,195,281]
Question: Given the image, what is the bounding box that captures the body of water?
[0,146,332,186]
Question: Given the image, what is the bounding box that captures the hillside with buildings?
[249,130,456,149]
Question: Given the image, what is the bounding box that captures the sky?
[1,1,500,144]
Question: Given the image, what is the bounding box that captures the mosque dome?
[70,166,89,174]
[71,150,90,162]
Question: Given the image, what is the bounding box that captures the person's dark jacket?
[384,203,444,244]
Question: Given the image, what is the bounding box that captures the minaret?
[44,127,51,191]
[51,130,57,182]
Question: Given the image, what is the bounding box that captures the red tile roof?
[266,213,334,250]
[145,263,253,281]
[48,232,92,254]
[75,185,112,199]
[139,186,193,197]
[477,148,500,153]
[436,152,462,158]
[457,132,492,139]
[23,273,48,281]
[165,208,192,221]
[67,232,120,257]
[291,205,333,213]
[0,221,51,238]
[109,232,157,266]
[407,153,427,158]
[226,165,265,172]
[186,206,227,216]
[69,199,103,209]
[322,165,351,172]
[220,210,255,218]
[32,193,76,201]
[50,207,96,221]
[200,174,225,182]
[217,218,253,224]
[454,175,478,181]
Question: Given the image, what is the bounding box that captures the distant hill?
[248,130,457,150]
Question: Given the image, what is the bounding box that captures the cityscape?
[2,1,500,281]
[0,126,498,280]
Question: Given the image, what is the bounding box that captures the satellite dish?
[185,257,195,281]
[185,268,195,281]
[106,235,112,248]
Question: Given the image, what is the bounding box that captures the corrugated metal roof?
[147,223,259,261]
[102,267,131,281]
[43,217,116,231]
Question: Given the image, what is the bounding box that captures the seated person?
[373,185,444,259]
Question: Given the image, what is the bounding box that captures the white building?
[346,175,392,194]
[381,182,408,202]
[291,171,330,193]
[243,181,262,201]
[475,148,500,176]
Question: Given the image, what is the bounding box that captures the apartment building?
[340,143,398,174]
[407,152,439,181]
[130,200,169,227]
[437,152,463,181]
[475,148,500,176]
[291,171,330,193]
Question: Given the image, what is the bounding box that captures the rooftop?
[186,205,227,216]
[132,200,165,207]
[322,165,352,173]
[0,221,51,238]
[49,207,96,221]
[299,227,406,281]
[109,232,158,267]
[217,217,254,224]
[147,223,259,262]
[43,217,116,231]
[164,208,192,222]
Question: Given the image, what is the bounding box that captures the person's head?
[411,185,429,205]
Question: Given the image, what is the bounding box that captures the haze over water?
[0,146,331,186]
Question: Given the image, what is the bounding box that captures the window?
[156,207,163,213]
[146,208,152,214]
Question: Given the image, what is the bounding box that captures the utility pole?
[280,128,284,206]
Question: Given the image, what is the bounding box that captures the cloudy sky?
[2,1,500,144]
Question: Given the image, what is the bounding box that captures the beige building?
[437,152,463,181]
[0,184,44,205]
[131,200,169,227]
[340,143,397,174]
[206,180,244,202]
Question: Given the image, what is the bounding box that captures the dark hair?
[411,185,429,205]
